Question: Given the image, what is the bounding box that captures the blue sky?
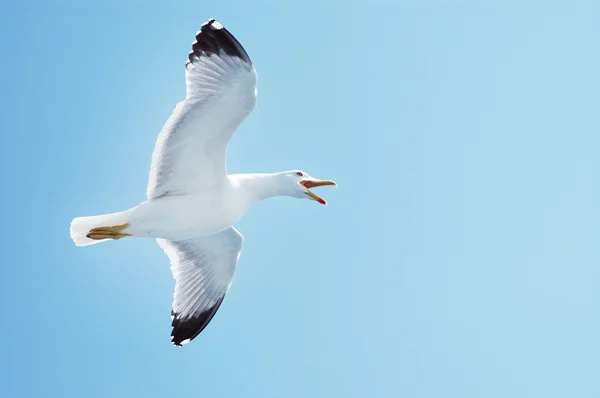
[1,1,600,397]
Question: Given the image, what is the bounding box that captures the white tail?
[70,211,130,247]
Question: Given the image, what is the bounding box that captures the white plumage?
[70,19,336,346]
[147,36,257,198]
[159,227,243,345]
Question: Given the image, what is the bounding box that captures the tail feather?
[70,211,130,247]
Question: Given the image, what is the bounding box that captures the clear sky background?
[1,1,599,397]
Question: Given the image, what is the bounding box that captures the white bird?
[70,19,336,347]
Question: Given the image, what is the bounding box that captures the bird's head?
[280,170,337,205]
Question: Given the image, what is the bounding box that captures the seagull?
[69,19,336,347]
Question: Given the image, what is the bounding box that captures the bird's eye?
[296,172,303,177]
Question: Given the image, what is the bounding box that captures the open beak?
[300,179,337,205]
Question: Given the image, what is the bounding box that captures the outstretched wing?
[147,19,257,199]
[157,227,244,346]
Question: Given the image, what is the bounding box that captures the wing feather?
[158,226,244,346]
[147,19,257,199]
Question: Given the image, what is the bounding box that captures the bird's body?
[130,194,230,240]
[130,183,247,239]
[70,19,336,346]
[73,173,294,242]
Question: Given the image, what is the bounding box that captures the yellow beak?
[300,180,337,205]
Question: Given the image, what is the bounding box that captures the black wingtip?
[186,18,252,68]
[170,297,225,346]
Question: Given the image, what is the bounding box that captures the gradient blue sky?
[1,1,600,397]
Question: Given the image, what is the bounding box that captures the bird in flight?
[70,19,337,347]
